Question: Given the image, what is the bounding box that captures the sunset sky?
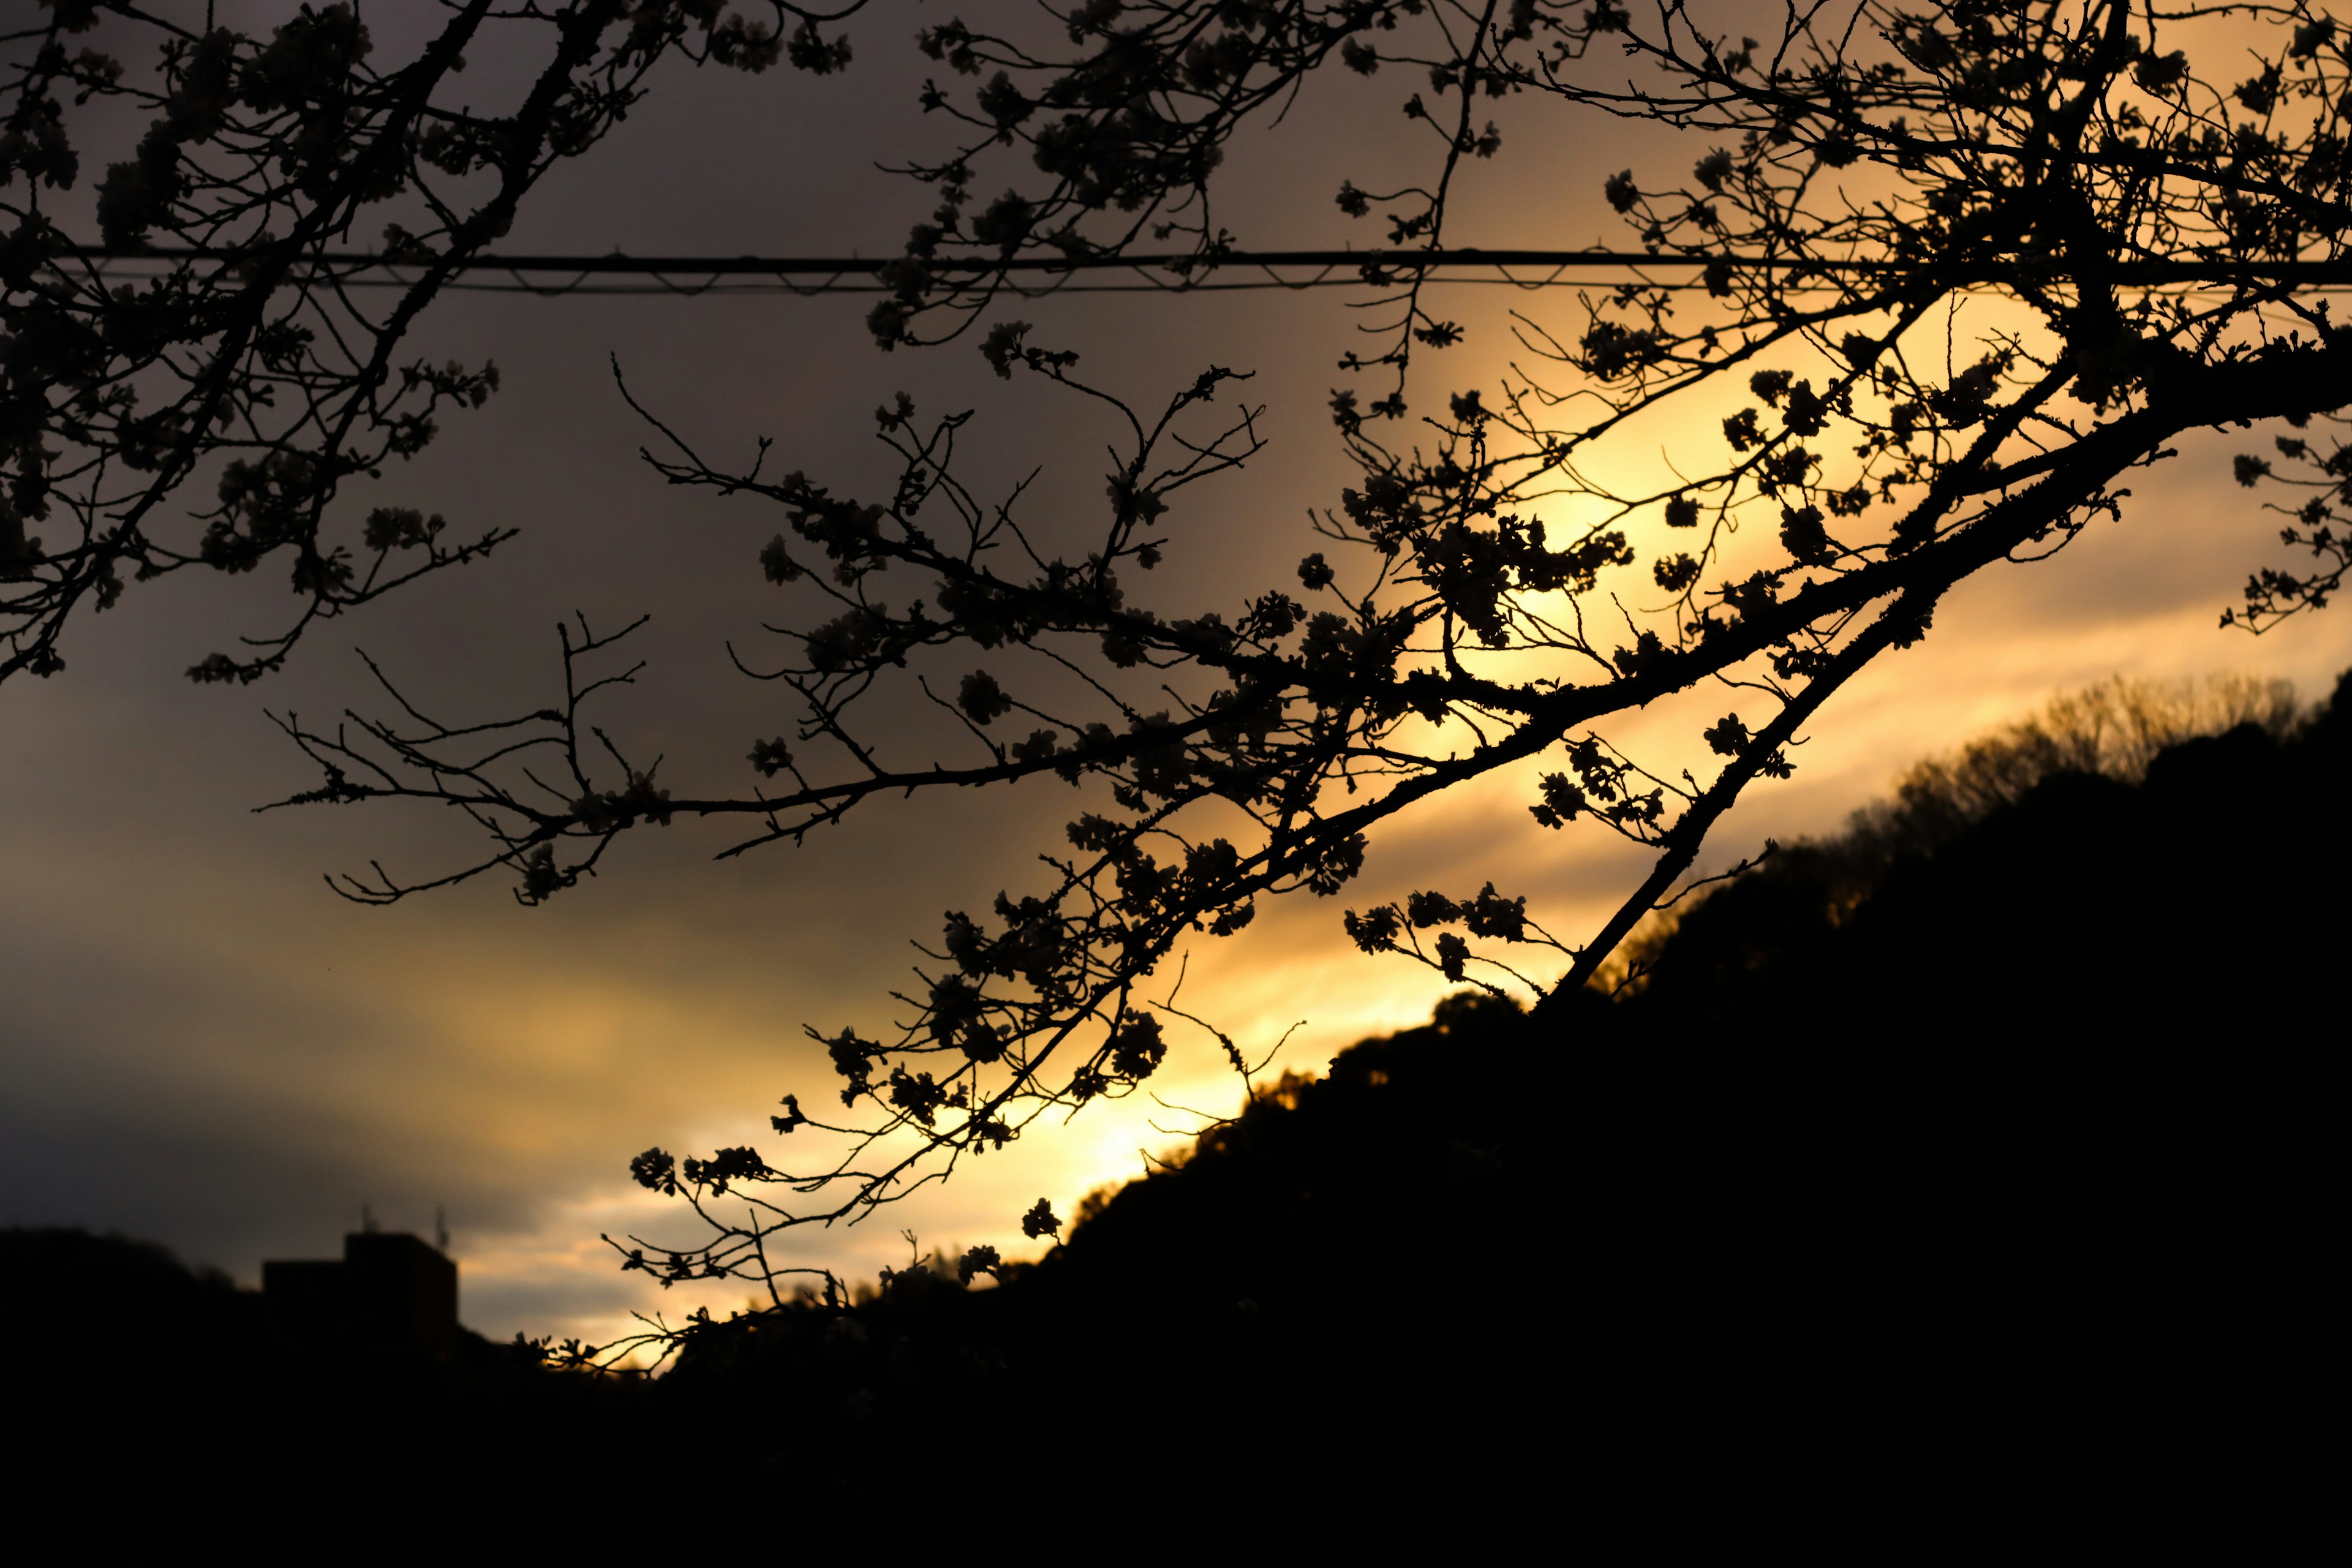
[7,3,2350,1351]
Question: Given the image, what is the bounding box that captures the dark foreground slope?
[9,681,2343,1551]
[0,1230,636,1549]
[663,682,2346,1545]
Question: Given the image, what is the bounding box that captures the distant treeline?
[9,671,2342,1550]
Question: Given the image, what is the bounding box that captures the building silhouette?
[263,1231,458,1362]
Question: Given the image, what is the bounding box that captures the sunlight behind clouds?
[8,1,2352,1351]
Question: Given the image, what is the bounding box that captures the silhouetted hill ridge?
[669,677,2340,1537]
[12,675,2343,1548]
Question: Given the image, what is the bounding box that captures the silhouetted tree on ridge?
[1611,666,2305,979]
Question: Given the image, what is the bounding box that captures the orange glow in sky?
[7,5,2350,1350]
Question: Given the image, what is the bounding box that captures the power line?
[65,244,1836,275]
[56,243,2352,293]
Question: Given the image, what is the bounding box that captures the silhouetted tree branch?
[1,0,859,685]
[258,1,2352,1350]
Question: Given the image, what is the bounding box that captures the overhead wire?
[56,244,2352,300]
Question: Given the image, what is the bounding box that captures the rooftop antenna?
[361,1201,377,1234]
[434,1206,449,1255]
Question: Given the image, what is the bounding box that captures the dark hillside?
[1,1230,270,1498]
[648,679,2342,1547]
[0,1229,641,1545]
[11,677,2342,1550]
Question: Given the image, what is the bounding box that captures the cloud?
[10,17,2352,1349]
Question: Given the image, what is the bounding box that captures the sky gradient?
[7,3,2350,1350]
